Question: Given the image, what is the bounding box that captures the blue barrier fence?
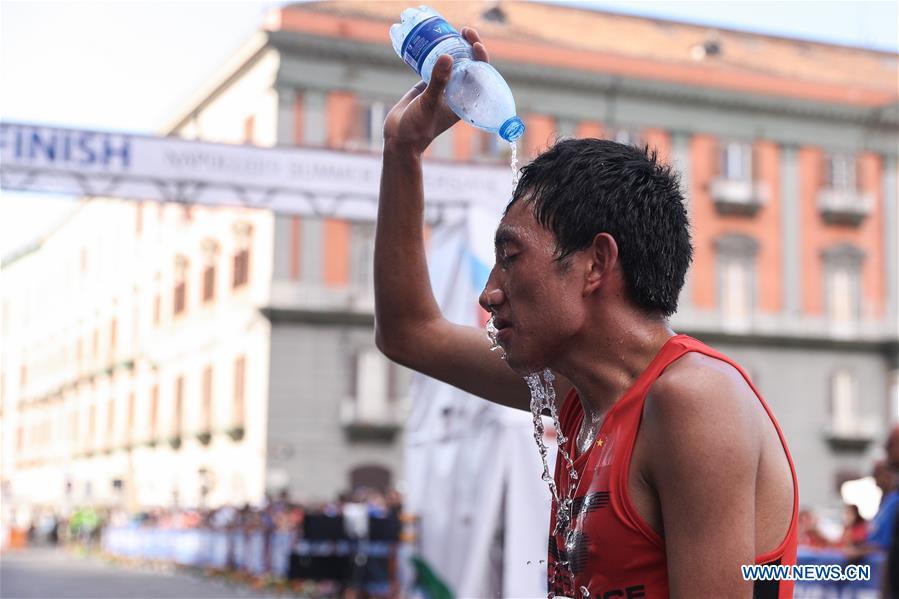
[102,525,395,595]
[795,548,886,599]
[107,529,881,595]
[102,527,296,579]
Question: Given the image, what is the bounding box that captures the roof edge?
[158,31,271,136]
[525,0,899,57]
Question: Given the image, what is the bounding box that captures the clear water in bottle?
[390,6,525,142]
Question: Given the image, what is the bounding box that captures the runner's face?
[478,200,587,373]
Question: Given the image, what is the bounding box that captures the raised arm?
[374,28,569,411]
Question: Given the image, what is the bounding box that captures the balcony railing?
[710,178,765,216]
[817,189,873,226]
[824,417,879,451]
[339,396,406,440]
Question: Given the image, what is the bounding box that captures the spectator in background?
[884,426,899,597]
[840,504,868,550]
[843,451,899,597]
[888,425,899,467]
[867,459,899,553]
[385,489,402,519]
[797,508,829,548]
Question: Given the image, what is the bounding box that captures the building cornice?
[260,306,374,327]
[267,9,898,111]
[681,328,899,354]
[267,30,899,147]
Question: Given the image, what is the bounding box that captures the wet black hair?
[507,137,692,317]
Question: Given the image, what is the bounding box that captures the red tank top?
[547,334,799,598]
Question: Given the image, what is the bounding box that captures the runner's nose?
[478,288,505,313]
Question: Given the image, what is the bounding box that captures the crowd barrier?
[795,548,886,599]
[96,529,896,597]
[102,520,397,595]
[102,527,296,578]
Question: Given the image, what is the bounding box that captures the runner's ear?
[582,233,618,296]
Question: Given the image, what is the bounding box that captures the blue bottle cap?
[499,116,525,142]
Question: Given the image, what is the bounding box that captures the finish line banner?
[0,122,512,221]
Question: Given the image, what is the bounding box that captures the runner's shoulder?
[642,352,760,448]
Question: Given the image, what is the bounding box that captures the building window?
[354,348,389,422]
[350,222,376,293]
[107,398,115,444]
[244,115,255,144]
[829,369,858,436]
[722,259,751,326]
[828,268,856,324]
[174,376,184,438]
[153,294,161,325]
[127,393,135,444]
[472,130,510,162]
[109,318,117,357]
[88,405,96,450]
[153,273,162,326]
[202,365,213,433]
[715,234,759,331]
[173,256,188,315]
[347,98,388,151]
[233,356,246,428]
[202,240,218,303]
[232,223,252,289]
[150,385,159,440]
[817,154,870,226]
[233,247,249,288]
[822,243,863,333]
[350,464,392,493]
[203,262,215,301]
[718,140,753,181]
[823,153,858,192]
[132,288,141,343]
[609,127,644,147]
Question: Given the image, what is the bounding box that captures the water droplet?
[485,315,506,361]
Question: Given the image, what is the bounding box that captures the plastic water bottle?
[390,6,525,142]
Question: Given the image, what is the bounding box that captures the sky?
[1,0,897,258]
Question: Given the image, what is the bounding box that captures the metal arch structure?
[0,121,513,224]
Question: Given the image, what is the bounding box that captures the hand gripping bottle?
[390,6,525,142]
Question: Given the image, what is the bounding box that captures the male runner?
[374,27,798,598]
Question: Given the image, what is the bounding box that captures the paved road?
[0,547,277,599]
